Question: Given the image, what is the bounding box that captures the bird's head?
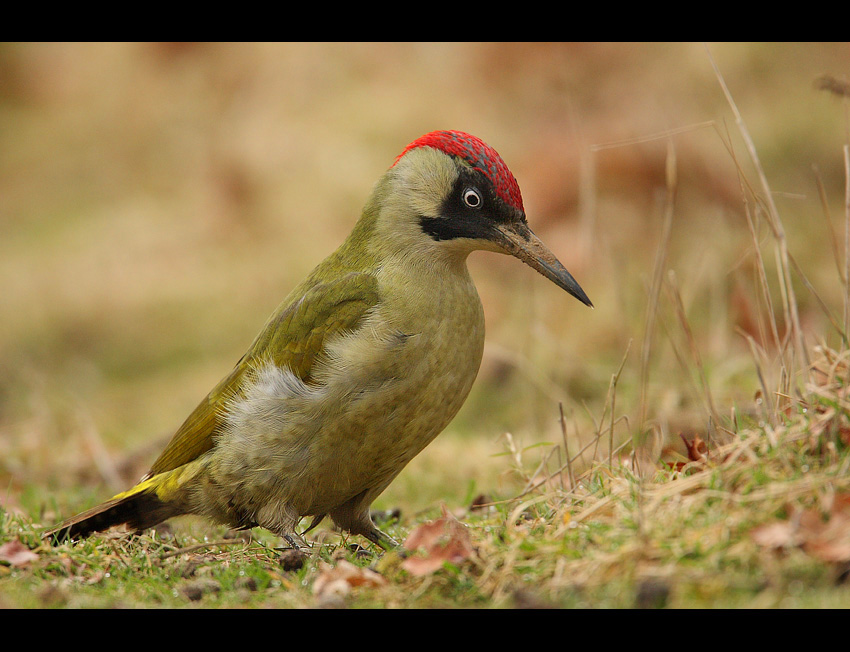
[372,130,592,307]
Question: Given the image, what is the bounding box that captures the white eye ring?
[463,188,482,209]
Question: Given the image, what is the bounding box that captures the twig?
[158,538,247,561]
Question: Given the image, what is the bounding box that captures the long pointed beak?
[491,221,593,307]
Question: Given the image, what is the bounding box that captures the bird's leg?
[278,514,325,550]
[329,489,400,550]
[363,526,400,551]
[280,531,311,550]
[300,513,327,536]
[255,501,312,549]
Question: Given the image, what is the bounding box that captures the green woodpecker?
[45,130,592,548]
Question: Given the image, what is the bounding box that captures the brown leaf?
[401,507,474,577]
[804,522,850,562]
[680,433,708,463]
[663,460,687,472]
[803,499,850,563]
[312,560,386,598]
[830,492,850,515]
[0,539,39,568]
[751,521,798,549]
[751,501,850,563]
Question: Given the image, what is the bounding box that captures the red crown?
[394,130,524,212]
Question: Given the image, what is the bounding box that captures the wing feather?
[146,272,380,476]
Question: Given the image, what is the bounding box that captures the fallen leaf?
[680,433,708,463]
[803,495,850,562]
[751,500,850,563]
[664,460,687,472]
[830,492,850,515]
[401,507,474,577]
[312,560,386,599]
[0,539,39,568]
[804,516,850,562]
[751,521,798,548]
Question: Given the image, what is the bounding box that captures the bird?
[44,130,592,549]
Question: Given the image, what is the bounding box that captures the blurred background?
[1,43,849,521]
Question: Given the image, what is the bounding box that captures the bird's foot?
[365,526,400,551]
[280,532,312,550]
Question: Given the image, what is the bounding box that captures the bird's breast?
[215,263,486,516]
[318,263,486,459]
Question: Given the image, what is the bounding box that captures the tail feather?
[43,491,180,543]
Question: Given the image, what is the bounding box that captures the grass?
[3,43,850,608]
[4,381,850,608]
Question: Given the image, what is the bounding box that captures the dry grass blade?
[813,167,845,286]
[716,119,783,359]
[558,402,576,490]
[705,44,809,378]
[736,327,774,424]
[589,121,716,151]
[158,538,249,561]
[605,340,631,468]
[639,140,677,431]
[663,270,721,426]
[840,77,850,343]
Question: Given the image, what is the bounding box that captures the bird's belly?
[213,292,485,518]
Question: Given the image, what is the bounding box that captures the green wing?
[146,272,380,476]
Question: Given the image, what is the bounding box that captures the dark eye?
[462,187,482,209]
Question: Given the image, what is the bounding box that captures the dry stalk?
[706,44,810,383]
[558,402,576,490]
[639,139,677,431]
[844,143,850,355]
[663,269,721,427]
